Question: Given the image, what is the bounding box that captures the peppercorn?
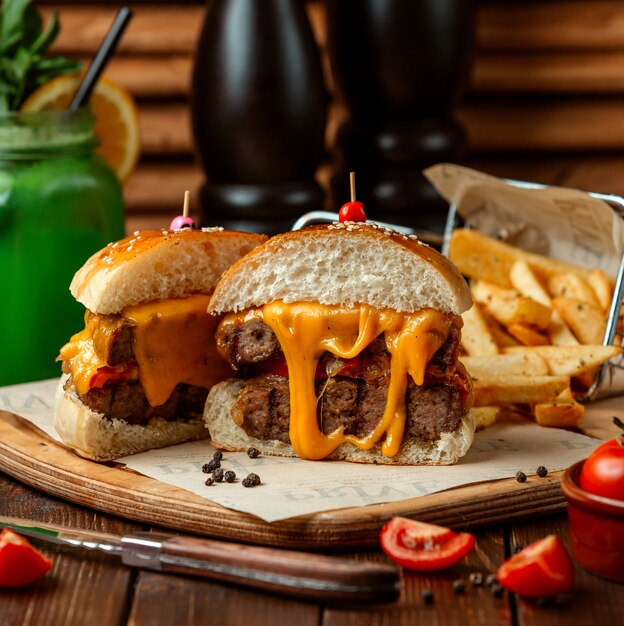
[469,572,483,586]
[205,477,214,486]
[490,583,504,598]
[421,589,434,605]
[224,470,236,483]
[452,579,465,594]
[213,450,223,461]
[536,466,548,478]
[205,458,221,473]
[485,574,498,587]
[515,471,527,483]
[247,447,259,459]
[247,473,261,486]
[213,468,224,482]
[242,478,253,488]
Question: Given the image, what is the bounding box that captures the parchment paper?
[425,163,624,277]
[1,378,615,524]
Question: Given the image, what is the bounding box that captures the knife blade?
[0,516,400,604]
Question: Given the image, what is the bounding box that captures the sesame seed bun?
[208,222,471,316]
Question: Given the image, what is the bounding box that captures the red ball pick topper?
[338,172,367,223]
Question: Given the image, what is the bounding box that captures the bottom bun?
[54,376,209,461]
[204,379,475,466]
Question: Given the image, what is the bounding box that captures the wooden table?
[1,471,622,626]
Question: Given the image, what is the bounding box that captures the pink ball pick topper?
[170,190,196,230]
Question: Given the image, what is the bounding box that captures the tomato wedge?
[260,355,366,380]
[380,517,475,571]
[497,535,574,597]
[0,528,53,587]
[89,363,135,389]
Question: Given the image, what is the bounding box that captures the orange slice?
[21,73,140,183]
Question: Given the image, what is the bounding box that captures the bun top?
[71,228,267,314]
[208,222,471,315]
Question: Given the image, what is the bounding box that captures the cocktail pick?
[170,191,196,230]
[70,7,133,111]
[338,172,367,223]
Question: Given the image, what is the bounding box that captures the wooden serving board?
[0,410,568,550]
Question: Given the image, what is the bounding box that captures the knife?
[0,516,400,604]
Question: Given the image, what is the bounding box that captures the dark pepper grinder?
[191,0,328,234]
[326,0,475,233]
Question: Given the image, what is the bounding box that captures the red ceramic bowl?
[561,460,624,583]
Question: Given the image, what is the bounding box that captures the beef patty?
[70,377,208,426]
[67,315,208,425]
[223,319,468,444]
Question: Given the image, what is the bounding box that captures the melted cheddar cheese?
[218,302,454,460]
[60,294,232,407]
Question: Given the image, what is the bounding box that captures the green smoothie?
[0,109,124,385]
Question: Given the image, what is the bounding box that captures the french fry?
[472,281,552,330]
[461,304,499,356]
[483,314,521,347]
[504,344,621,377]
[471,280,518,301]
[573,369,597,391]
[469,406,501,431]
[450,229,617,427]
[533,387,585,428]
[533,402,584,428]
[506,323,550,346]
[547,273,600,307]
[555,387,575,402]
[473,375,569,406]
[510,260,550,305]
[462,352,549,378]
[509,260,578,346]
[587,269,614,313]
[449,229,594,287]
[552,298,606,345]
[448,230,518,288]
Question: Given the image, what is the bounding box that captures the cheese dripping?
[219,302,452,460]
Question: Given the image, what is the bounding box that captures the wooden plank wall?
[38,0,624,232]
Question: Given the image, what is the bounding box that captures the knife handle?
[158,535,400,604]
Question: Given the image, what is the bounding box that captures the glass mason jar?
[0,109,125,385]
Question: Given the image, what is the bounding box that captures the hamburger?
[55,227,266,460]
[203,222,474,465]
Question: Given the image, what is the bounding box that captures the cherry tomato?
[338,201,366,223]
[579,420,624,500]
[497,535,574,597]
[380,517,475,572]
[0,528,53,587]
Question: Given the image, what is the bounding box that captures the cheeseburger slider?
[55,227,266,460]
[204,222,474,465]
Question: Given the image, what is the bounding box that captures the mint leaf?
[31,10,59,55]
[0,0,81,110]
[0,0,32,54]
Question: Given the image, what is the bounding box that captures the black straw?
[69,7,133,111]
